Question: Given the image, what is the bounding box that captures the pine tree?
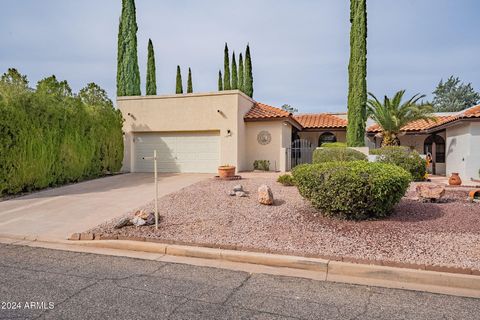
[231,52,238,90]
[117,0,141,96]
[223,43,231,90]
[146,39,157,95]
[187,67,193,93]
[176,65,183,94]
[244,44,253,98]
[346,0,367,147]
[218,70,223,91]
[238,53,244,93]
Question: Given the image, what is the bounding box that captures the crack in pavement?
[221,273,252,305]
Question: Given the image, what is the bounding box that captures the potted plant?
[218,165,236,178]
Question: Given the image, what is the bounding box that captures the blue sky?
[1,0,479,112]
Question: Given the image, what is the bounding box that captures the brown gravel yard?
[89,172,480,270]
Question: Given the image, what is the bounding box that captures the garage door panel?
[133,132,220,173]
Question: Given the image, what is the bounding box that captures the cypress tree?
[187,67,193,93]
[218,70,223,91]
[244,44,253,98]
[231,52,238,90]
[238,53,244,93]
[346,0,367,147]
[175,65,183,94]
[146,39,157,95]
[223,43,231,90]
[116,0,141,96]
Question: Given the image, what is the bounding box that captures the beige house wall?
[446,122,480,180]
[298,130,346,147]
[245,121,291,172]
[117,91,254,172]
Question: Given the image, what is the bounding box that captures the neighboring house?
[118,91,480,181]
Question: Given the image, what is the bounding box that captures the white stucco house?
[118,90,480,182]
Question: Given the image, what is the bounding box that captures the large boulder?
[258,185,274,205]
[114,217,132,229]
[416,184,445,202]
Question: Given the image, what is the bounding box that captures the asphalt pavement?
[0,243,479,319]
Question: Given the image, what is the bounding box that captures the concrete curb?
[1,234,479,298]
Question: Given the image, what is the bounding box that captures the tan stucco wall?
[117,91,254,172]
[298,130,346,147]
[245,121,291,172]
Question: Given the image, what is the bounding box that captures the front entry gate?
[286,139,315,171]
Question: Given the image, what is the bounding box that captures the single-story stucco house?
[118,90,480,181]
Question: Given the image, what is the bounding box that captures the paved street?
[0,244,479,320]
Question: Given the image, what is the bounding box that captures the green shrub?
[313,147,367,163]
[0,69,123,195]
[370,147,425,181]
[253,160,270,171]
[292,161,411,220]
[321,142,347,148]
[277,174,295,186]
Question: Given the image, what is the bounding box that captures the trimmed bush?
[277,174,295,186]
[292,161,411,220]
[0,69,123,196]
[370,147,426,181]
[253,160,270,171]
[313,147,367,163]
[321,142,347,148]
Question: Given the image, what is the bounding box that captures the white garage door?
[133,132,220,173]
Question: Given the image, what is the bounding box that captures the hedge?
[370,146,426,181]
[292,161,411,220]
[313,147,367,163]
[0,69,123,195]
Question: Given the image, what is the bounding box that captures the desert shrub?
[370,146,425,181]
[321,142,347,148]
[277,174,295,186]
[313,147,367,163]
[292,161,411,220]
[0,69,123,195]
[253,160,270,171]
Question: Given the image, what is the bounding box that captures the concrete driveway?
[0,173,208,240]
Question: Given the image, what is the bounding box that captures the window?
[318,132,337,146]
[424,134,445,163]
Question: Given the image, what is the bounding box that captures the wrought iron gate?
[286,139,315,170]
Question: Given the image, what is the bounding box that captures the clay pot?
[448,172,462,186]
[218,166,236,178]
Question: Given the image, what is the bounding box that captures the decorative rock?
[114,217,132,229]
[416,184,445,202]
[228,190,236,196]
[235,191,247,197]
[131,216,146,227]
[233,185,244,192]
[134,209,149,220]
[258,185,274,205]
[144,212,156,226]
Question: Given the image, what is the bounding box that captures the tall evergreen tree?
[146,39,157,95]
[231,52,238,90]
[346,0,367,147]
[238,53,244,93]
[187,67,193,93]
[218,70,223,91]
[116,0,141,96]
[244,44,253,98]
[175,65,183,94]
[223,43,231,90]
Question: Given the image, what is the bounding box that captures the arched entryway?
[424,134,445,174]
[318,132,337,146]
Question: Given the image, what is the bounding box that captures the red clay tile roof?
[367,116,456,133]
[244,102,291,120]
[463,104,480,118]
[294,113,348,129]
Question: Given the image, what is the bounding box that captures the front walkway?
[0,173,208,240]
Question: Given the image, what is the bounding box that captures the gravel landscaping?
[89,172,480,270]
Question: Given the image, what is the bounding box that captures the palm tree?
[367,90,435,146]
